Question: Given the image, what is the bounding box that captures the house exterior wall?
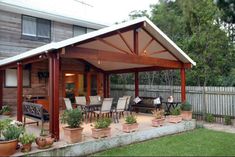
[0,10,75,60]
[2,58,104,113]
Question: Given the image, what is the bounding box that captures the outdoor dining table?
[162,101,181,115]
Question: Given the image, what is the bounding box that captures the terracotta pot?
[122,123,139,133]
[2,111,11,116]
[63,126,83,143]
[167,115,182,123]
[21,143,32,153]
[45,137,54,146]
[35,137,47,149]
[91,127,111,139]
[0,139,18,156]
[181,111,192,120]
[152,118,165,127]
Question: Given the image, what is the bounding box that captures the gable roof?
[0,17,196,69]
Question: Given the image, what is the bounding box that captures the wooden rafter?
[140,38,154,55]
[133,29,139,55]
[148,49,168,56]
[117,30,134,54]
[96,37,130,54]
[62,47,185,69]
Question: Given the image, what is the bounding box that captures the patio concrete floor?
[0,112,193,156]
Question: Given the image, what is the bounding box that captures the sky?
[4,0,159,25]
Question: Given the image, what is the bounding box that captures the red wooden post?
[134,71,139,97]
[181,68,186,102]
[49,53,60,140]
[107,74,110,98]
[86,72,91,99]
[103,73,107,98]
[0,70,3,110]
[17,62,23,122]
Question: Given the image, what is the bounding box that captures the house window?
[22,15,51,42]
[73,25,96,36]
[5,69,31,88]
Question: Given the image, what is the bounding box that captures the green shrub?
[2,125,24,140]
[181,101,192,111]
[170,106,181,116]
[206,113,215,123]
[61,108,83,128]
[94,118,112,129]
[224,116,232,125]
[125,115,137,124]
[19,133,35,144]
[0,105,11,114]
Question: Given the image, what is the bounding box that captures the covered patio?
[0,17,196,141]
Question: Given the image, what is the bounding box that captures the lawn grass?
[93,128,235,156]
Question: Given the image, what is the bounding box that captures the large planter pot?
[21,143,32,153]
[91,127,111,139]
[2,111,11,116]
[167,115,182,123]
[0,139,18,156]
[152,118,165,127]
[181,111,192,120]
[122,123,139,133]
[63,126,83,143]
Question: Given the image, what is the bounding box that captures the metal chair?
[113,97,128,123]
[63,98,73,110]
[93,98,113,119]
[75,96,86,105]
[89,95,102,105]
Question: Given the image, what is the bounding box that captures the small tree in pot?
[151,109,165,127]
[167,106,182,123]
[180,101,192,120]
[92,118,112,139]
[122,115,138,133]
[61,108,83,143]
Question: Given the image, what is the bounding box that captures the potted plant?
[19,133,35,152]
[91,118,112,139]
[151,109,165,127]
[167,106,182,123]
[0,119,24,156]
[0,105,11,116]
[61,108,83,143]
[35,128,54,149]
[180,101,192,120]
[122,115,138,133]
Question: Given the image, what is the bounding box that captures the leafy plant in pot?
[167,106,182,123]
[0,105,11,116]
[0,119,24,156]
[151,109,165,127]
[35,128,54,149]
[180,101,192,120]
[122,115,138,133]
[92,117,112,139]
[61,108,83,143]
[19,133,35,152]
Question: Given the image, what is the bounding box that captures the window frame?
[21,15,51,42]
[73,25,96,37]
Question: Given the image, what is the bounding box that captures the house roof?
[0,0,107,29]
[0,17,196,70]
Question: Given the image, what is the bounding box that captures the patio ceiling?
[0,17,196,71]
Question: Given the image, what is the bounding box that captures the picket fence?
[110,84,235,122]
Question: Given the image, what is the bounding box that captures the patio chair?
[93,98,113,119]
[75,96,87,105]
[63,98,73,110]
[123,96,131,111]
[89,95,102,105]
[113,97,128,123]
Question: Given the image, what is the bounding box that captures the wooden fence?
[110,85,235,122]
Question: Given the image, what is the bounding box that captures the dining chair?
[93,98,113,119]
[113,97,128,123]
[75,96,86,105]
[89,95,102,105]
[63,98,73,110]
[123,96,131,111]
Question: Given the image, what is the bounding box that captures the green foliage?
[152,109,164,119]
[0,106,11,114]
[206,113,215,123]
[125,115,137,124]
[61,108,83,128]
[19,133,35,144]
[170,106,181,116]
[2,125,24,140]
[181,101,192,111]
[94,118,112,129]
[224,116,232,125]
